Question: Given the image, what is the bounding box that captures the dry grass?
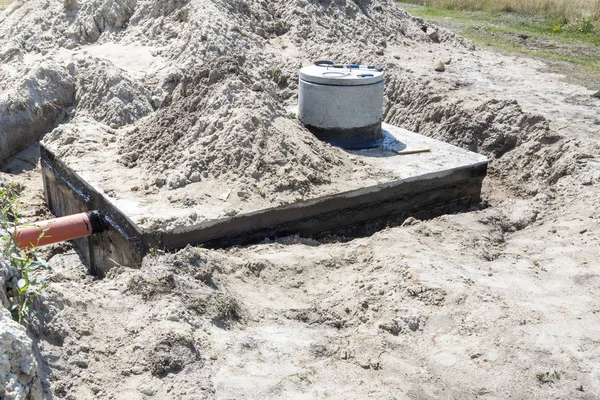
[0,0,13,10]
[403,0,600,24]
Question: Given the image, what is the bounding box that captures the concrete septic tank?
[298,63,385,149]
[40,123,487,278]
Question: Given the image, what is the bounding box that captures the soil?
[1,0,600,399]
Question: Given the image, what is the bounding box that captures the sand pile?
[0,64,74,165]
[0,0,473,199]
[71,56,155,128]
[118,56,348,196]
[25,246,236,399]
[384,74,570,196]
[277,0,473,61]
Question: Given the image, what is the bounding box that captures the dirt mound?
[0,0,466,57]
[26,246,237,399]
[71,56,154,128]
[119,57,348,197]
[0,64,74,165]
[278,0,473,60]
[0,0,136,50]
[384,74,568,195]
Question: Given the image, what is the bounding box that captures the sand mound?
[0,0,136,50]
[0,64,74,165]
[1,0,475,197]
[25,246,232,399]
[119,56,347,196]
[71,56,154,128]
[384,74,567,195]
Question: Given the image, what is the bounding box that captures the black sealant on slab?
[41,145,148,277]
[40,124,488,278]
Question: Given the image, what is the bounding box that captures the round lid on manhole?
[299,63,385,86]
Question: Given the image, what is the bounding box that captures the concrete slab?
[41,123,487,277]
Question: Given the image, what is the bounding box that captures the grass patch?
[405,6,600,44]
[399,0,600,27]
[397,2,600,90]
[460,29,600,70]
[536,370,561,384]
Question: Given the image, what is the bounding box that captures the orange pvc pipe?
[13,212,99,250]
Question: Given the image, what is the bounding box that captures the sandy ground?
[1,0,600,399]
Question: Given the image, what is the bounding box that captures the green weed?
[266,68,289,87]
[400,3,600,90]
[576,15,595,33]
[0,182,51,324]
[536,370,561,384]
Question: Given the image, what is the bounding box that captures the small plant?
[266,68,288,87]
[148,246,165,257]
[532,259,547,272]
[576,16,595,33]
[213,293,242,323]
[536,370,561,384]
[5,248,50,324]
[0,182,21,221]
[0,181,51,324]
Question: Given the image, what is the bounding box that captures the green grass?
[398,3,600,89]
[408,6,600,44]
[398,0,600,27]
[459,20,600,64]
[462,31,600,72]
[536,370,561,384]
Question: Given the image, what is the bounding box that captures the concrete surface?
[41,123,487,277]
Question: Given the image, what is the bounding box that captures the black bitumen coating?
[305,121,383,149]
[40,143,487,277]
